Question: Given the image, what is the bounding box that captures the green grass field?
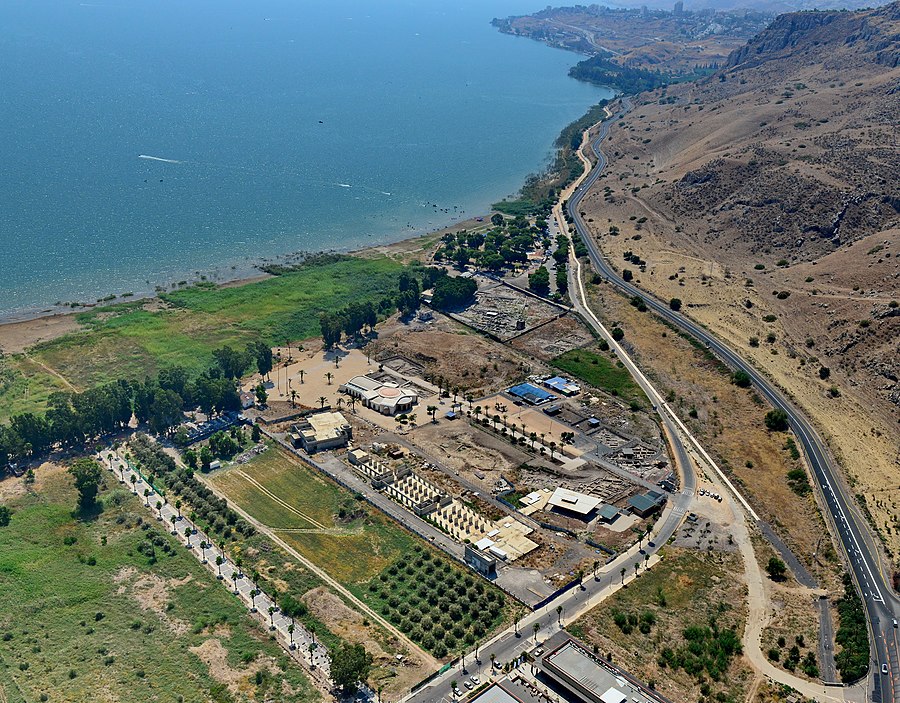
[2,256,402,413]
[0,467,319,703]
[209,445,417,585]
[0,356,72,423]
[551,347,647,406]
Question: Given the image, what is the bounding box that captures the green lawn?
[0,468,319,703]
[11,256,402,405]
[551,347,647,406]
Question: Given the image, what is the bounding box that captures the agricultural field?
[208,445,509,658]
[569,548,751,703]
[551,346,646,407]
[1,255,403,413]
[0,464,319,703]
[357,548,506,659]
[208,446,416,585]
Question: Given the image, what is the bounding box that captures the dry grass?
[584,275,842,592]
[569,547,752,703]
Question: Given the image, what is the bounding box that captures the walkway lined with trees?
[98,448,334,689]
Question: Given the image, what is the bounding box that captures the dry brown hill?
[579,3,900,555]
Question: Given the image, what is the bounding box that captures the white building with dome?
[339,375,418,416]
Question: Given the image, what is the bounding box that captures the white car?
[470,676,480,685]
[464,681,474,690]
[882,664,889,675]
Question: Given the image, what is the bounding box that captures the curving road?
[566,103,899,703]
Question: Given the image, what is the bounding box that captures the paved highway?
[566,103,899,702]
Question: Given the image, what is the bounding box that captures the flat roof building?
[547,487,601,518]
[292,412,352,453]
[508,382,555,406]
[340,375,418,416]
[537,633,671,703]
[597,504,620,523]
[626,491,665,518]
[544,376,581,396]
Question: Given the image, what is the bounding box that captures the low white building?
[340,375,418,416]
[291,412,352,453]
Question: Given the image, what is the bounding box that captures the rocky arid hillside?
[578,3,900,556]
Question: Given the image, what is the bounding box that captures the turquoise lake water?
[0,0,610,318]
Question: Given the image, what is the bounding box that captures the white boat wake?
[138,154,182,164]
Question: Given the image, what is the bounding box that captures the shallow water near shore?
[0,0,609,319]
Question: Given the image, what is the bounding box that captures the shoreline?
[0,214,487,354]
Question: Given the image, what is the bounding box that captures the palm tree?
[155,500,163,520]
[336,397,344,409]
[324,372,334,385]
[348,396,358,413]
[475,406,482,420]
[235,556,243,577]
[288,623,295,649]
[556,605,563,624]
[408,413,417,428]
[532,621,540,643]
[231,571,240,594]
[308,641,317,667]
[143,488,150,506]
[129,474,138,494]
[169,514,178,535]
[184,526,192,548]
[490,652,496,670]
[593,560,599,580]
[427,405,438,423]
[249,589,259,612]
[549,441,557,459]
[539,432,546,447]
[268,606,276,630]
[644,553,650,570]
[633,562,639,578]
[299,369,305,384]
[175,500,182,518]
[200,541,208,564]
[620,567,626,585]
[318,396,327,409]
[529,432,537,449]
[290,389,297,408]
[502,413,508,428]
[216,555,224,579]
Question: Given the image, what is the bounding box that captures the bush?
[764,409,789,431]
[669,298,682,311]
[818,366,831,380]
[765,557,786,580]
[731,370,751,388]
[611,327,625,342]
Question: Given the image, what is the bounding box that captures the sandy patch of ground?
[0,314,82,354]
[114,567,192,635]
[189,638,271,696]
[366,315,530,397]
[409,420,531,485]
[302,586,434,696]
